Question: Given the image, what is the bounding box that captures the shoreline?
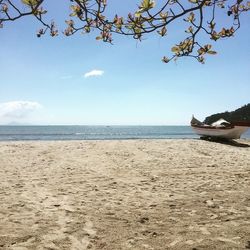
[0,139,250,249]
[0,137,250,141]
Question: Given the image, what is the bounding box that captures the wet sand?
[0,139,250,249]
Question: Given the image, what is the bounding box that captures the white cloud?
[84,69,104,78]
[0,101,42,124]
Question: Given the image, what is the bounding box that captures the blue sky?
[0,1,249,125]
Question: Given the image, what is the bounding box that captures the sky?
[0,1,249,125]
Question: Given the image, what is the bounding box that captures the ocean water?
[0,126,249,141]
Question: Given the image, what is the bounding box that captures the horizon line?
[0,124,189,126]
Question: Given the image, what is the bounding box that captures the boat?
[191,116,250,140]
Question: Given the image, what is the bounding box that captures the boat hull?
[191,126,249,139]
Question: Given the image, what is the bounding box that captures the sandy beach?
[0,139,250,250]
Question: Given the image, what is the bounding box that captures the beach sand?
[0,139,250,250]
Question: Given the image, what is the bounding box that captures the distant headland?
[204,104,250,124]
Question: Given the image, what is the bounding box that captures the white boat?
[191,116,250,139]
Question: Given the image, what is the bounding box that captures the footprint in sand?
[19,182,96,250]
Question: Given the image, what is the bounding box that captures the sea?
[0,126,250,141]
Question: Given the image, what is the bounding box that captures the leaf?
[207,50,217,55]
[171,46,180,53]
[135,12,141,18]
[139,0,155,12]
[162,56,170,63]
[187,12,195,22]
[198,56,205,64]
[159,12,168,20]
[22,0,39,6]
[158,26,167,36]
[198,48,205,55]
[84,26,90,33]
[186,26,193,33]
[205,44,212,50]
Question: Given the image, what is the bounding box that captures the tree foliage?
[204,104,250,124]
[0,0,249,63]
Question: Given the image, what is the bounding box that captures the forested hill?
[204,104,250,125]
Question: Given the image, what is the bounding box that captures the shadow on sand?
[200,137,250,148]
